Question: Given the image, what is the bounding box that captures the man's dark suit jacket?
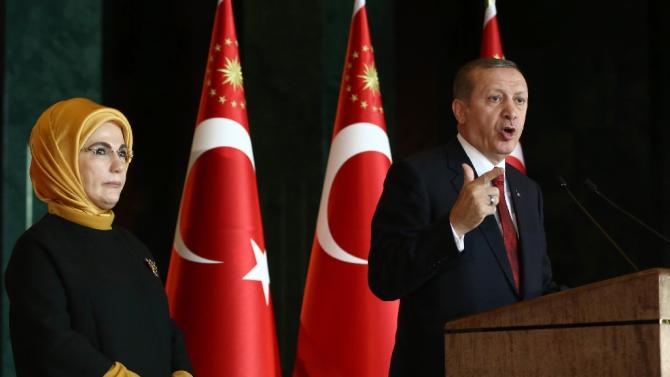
[368,139,555,377]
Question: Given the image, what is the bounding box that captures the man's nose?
[502,99,518,120]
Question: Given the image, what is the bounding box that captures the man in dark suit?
[368,58,555,377]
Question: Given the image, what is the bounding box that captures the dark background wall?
[3,0,670,375]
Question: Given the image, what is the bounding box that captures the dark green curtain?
[1,1,102,376]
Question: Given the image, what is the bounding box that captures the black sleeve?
[115,226,194,374]
[368,160,461,301]
[5,236,113,377]
[170,319,193,373]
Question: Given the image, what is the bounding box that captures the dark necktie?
[492,174,520,291]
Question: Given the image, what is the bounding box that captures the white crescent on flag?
[316,122,391,265]
[173,117,255,264]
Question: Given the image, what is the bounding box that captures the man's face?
[453,67,528,163]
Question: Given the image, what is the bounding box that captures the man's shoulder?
[404,146,445,167]
[506,163,539,183]
[401,140,461,170]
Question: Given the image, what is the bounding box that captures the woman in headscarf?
[5,98,194,377]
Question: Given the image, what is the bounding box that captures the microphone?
[557,176,639,272]
[585,179,670,247]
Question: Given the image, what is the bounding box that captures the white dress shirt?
[451,133,518,252]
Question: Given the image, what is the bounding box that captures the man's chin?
[497,141,519,155]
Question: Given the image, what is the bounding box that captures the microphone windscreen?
[585,179,598,193]
[556,176,568,187]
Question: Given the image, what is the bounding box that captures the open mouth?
[501,126,516,140]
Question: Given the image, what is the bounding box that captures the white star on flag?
[243,238,271,306]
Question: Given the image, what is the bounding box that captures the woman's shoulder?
[11,214,127,266]
[13,214,65,252]
[6,215,69,286]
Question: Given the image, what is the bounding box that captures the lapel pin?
[145,258,160,279]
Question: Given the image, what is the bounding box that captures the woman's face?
[78,122,129,210]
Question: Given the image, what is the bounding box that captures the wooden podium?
[444,269,670,376]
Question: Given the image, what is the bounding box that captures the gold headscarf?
[29,98,133,230]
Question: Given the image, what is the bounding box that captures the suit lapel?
[506,165,533,298]
[445,141,519,295]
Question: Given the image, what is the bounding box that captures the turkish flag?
[293,1,398,376]
[480,0,505,59]
[165,1,281,376]
[480,0,527,175]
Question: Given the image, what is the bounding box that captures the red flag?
[293,1,398,376]
[165,1,281,376]
[480,0,527,174]
[480,0,505,59]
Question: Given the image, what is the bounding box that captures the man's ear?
[452,98,467,124]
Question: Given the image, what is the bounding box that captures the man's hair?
[452,58,523,100]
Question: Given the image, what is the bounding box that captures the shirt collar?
[457,133,506,178]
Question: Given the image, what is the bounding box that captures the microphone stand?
[585,179,670,247]
[557,176,639,272]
